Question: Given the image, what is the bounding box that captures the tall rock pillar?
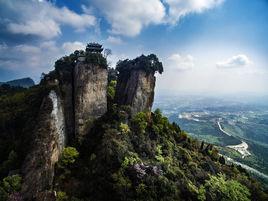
[74,61,108,140]
[115,70,156,115]
[115,54,163,116]
[21,89,66,200]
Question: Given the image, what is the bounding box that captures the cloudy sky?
[0,0,267,96]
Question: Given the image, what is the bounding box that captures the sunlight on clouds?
[216,54,252,68]
[8,20,61,39]
[62,41,85,54]
[2,0,96,39]
[91,0,224,36]
[167,53,194,71]
[91,0,165,36]
[156,51,268,96]
[164,0,224,24]
[106,36,123,45]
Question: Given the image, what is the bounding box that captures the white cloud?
[8,20,61,39]
[0,40,88,79]
[2,0,224,38]
[167,53,195,71]
[14,44,41,54]
[164,0,224,24]
[50,6,96,31]
[216,54,252,68]
[90,0,224,36]
[2,0,96,39]
[62,41,85,54]
[92,0,165,37]
[106,36,123,45]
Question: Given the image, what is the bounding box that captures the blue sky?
[0,0,267,96]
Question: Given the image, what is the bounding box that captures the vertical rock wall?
[57,67,75,142]
[115,70,156,116]
[74,62,108,140]
[21,90,65,200]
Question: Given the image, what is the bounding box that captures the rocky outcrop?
[74,62,108,140]
[21,90,65,200]
[115,70,156,116]
[114,54,162,116]
[56,66,75,142]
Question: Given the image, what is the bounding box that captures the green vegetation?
[107,80,117,102]
[54,47,108,70]
[52,106,267,200]
[116,54,163,75]
[0,84,52,179]
[58,147,79,168]
[0,175,22,200]
[84,52,108,69]
[203,173,250,201]
[56,191,68,201]
[119,123,130,135]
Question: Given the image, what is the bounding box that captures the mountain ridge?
[0,77,35,88]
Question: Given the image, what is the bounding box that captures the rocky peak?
[21,90,65,200]
[49,45,109,141]
[21,43,109,199]
[74,61,108,140]
[115,54,163,116]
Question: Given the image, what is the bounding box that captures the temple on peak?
[86,42,104,53]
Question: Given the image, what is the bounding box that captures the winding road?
[217,121,268,180]
[217,120,251,158]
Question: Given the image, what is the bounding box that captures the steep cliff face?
[115,70,155,115]
[74,62,108,140]
[56,66,75,142]
[21,90,65,200]
[114,54,163,116]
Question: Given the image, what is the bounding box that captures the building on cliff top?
[86,43,103,53]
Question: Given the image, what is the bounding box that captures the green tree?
[131,112,149,134]
[119,123,130,135]
[56,191,68,201]
[0,174,22,198]
[107,80,117,101]
[204,173,251,201]
[58,147,79,168]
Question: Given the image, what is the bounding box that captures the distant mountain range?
[0,77,35,88]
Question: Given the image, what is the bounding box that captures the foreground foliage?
[53,106,268,201]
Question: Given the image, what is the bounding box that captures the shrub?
[85,52,108,69]
[204,173,251,201]
[56,191,68,201]
[119,123,130,135]
[122,152,141,168]
[155,145,165,163]
[131,112,149,134]
[58,147,79,168]
[107,80,117,101]
[0,174,22,200]
[1,175,22,194]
